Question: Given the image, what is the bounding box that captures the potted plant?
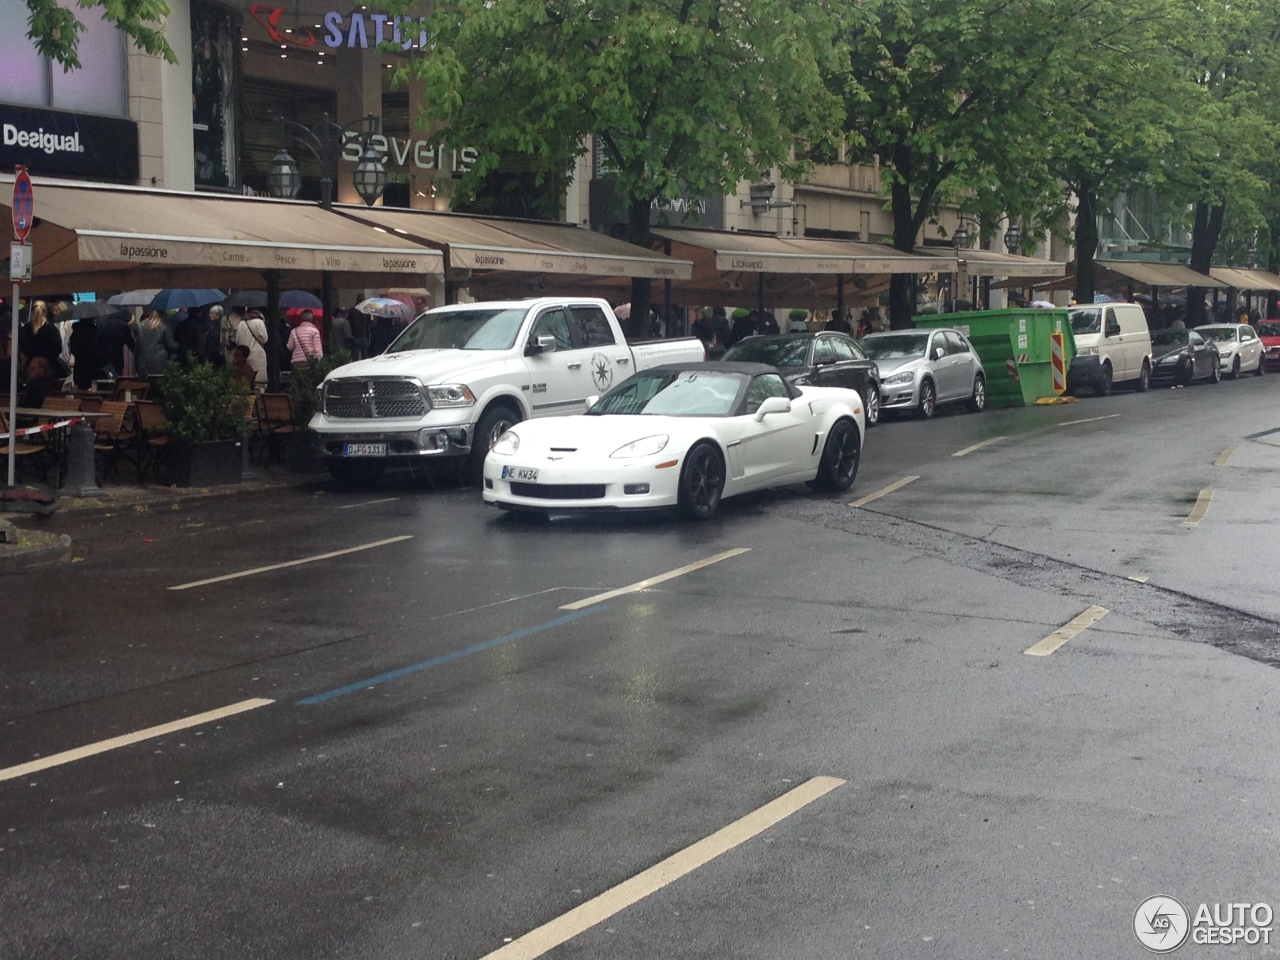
[158,361,252,487]
[285,350,350,473]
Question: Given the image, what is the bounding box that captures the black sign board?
[0,104,139,180]
[590,177,724,229]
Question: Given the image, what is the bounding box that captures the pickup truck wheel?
[328,459,385,490]
[467,405,521,485]
[677,442,724,520]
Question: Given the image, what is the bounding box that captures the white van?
[1067,303,1154,395]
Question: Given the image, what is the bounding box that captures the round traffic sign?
[12,167,34,243]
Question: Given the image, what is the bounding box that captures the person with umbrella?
[69,315,104,389]
[136,310,178,377]
[95,309,136,378]
[234,309,269,391]
[287,310,324,369]
[19,300,65,377]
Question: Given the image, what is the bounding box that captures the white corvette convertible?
[482,362,865,519]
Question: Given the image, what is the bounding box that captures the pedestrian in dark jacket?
[70,317,104,389]
[728,310,758,347]
[95,312,135,377]
[136,310,178,376]
[369,316,398,356]
[18,299,64,374]
[22,357,61,408]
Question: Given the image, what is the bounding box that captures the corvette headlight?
[882,370,915,386]
[491,430,519,456]
[428,384,477,407]
[610,435,669,459]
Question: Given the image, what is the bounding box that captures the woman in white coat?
[233,310,268,391]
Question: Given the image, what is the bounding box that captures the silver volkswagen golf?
[859,328,987,418]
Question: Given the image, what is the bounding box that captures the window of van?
[1070,308,1102,335]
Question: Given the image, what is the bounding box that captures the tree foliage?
[390,0,842,326]
[24,0,175,69]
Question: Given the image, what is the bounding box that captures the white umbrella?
[1030,300,1057,309]
[613,302,632,320]
[107,289,161,308]
[354,297,415,319]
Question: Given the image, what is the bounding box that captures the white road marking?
[1056,414,1121,426]
[1214,444,1238,467]
[560,548,751,610]
[168,535,414,591]
[336,497,401,510]
[0,699,274,783]
[850,475,920,507]
[1182,489,1213,528]
[477,776,845,960]
[1024,605,1109,656]
[1127,574,1150,584]
[952,436,1008,458]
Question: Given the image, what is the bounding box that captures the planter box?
[167,440,243,488]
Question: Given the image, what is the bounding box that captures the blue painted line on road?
[297,607,605,705]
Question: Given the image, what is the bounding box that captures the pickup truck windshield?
[589,371,744,417]
[386,308,527,352]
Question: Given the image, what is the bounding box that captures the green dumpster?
[914,309,1077,407]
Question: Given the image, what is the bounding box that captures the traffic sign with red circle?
[12,166,34,244]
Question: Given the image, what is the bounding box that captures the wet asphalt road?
[4,373,1280,959]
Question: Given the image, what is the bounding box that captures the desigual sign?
[0,105,138,179]
[249,4,429,50]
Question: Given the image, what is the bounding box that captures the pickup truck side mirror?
[527,333,558,356]
[753,396,792,422]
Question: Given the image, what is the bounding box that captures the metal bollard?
[64,421,103,497]
[241,431,257,481]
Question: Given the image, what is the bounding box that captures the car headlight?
[882,370,915,386]
[610,435,669,459]
[1157,354,1179,365]
[1077,345,1099,357]
[490,430,519,456]
[428,384,477,407]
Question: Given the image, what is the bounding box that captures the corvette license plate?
[343,443,387,457]
[502,466,539,482]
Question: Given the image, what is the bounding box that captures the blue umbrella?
[280,290,323,310]
[147,288,226,312]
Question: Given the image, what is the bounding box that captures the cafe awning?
[652,228,956,274]
[0,175,443,295]
[916,247,1067,278]
[1210,267,1280,291]
[337,205,692,280]
[1097,260,1226,288]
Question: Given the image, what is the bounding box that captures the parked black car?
[1150,328,1221,386]
[721,331,881,425]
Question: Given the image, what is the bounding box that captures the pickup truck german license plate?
[343,443,387,457]
[502,466,539,481]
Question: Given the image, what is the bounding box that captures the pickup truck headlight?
[882,370,915,386]
[428,384,477,407]
[1077,345,1099,357]
[491,430,519,456]
[610,435,669,458]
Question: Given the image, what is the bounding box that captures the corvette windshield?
[588,371,743,416]
[386,308,526,352]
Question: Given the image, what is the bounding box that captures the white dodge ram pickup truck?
[310,297,706,486]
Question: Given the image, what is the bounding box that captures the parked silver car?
[859,328,987,418]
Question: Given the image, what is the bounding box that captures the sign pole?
[9,166,35,487]
[7,280,17,485]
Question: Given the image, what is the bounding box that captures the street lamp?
[952,215,978,248]
[266,112,387,387]
[1004,220,1022,254]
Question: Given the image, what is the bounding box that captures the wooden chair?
[92,400,140,480]
[258,393,299,464]
[0,411,49,480]
[133,400,170,479]
[42,395,83,413]
[110,379,150,402]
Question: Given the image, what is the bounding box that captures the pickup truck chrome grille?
[323,378,428,418]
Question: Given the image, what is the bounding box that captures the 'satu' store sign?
[250,4,429,50]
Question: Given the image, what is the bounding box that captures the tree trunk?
[624,195,653,340]
[1073,182,1099,306]
[1187,200,1224,328]
[888,177,918,330]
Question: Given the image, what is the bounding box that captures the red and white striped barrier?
[1050,331,1067,394]
[0,417,82,441]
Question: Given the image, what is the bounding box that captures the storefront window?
[240,79,336,199]
[192,0,241,188]
[0,3,126,116]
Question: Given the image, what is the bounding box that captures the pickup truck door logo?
[590,352,614,391]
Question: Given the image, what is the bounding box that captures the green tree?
[23,0,175,69]
[833,0,1100,327]
[391,0,842,330]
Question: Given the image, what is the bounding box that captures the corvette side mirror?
[753,396,792,421]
